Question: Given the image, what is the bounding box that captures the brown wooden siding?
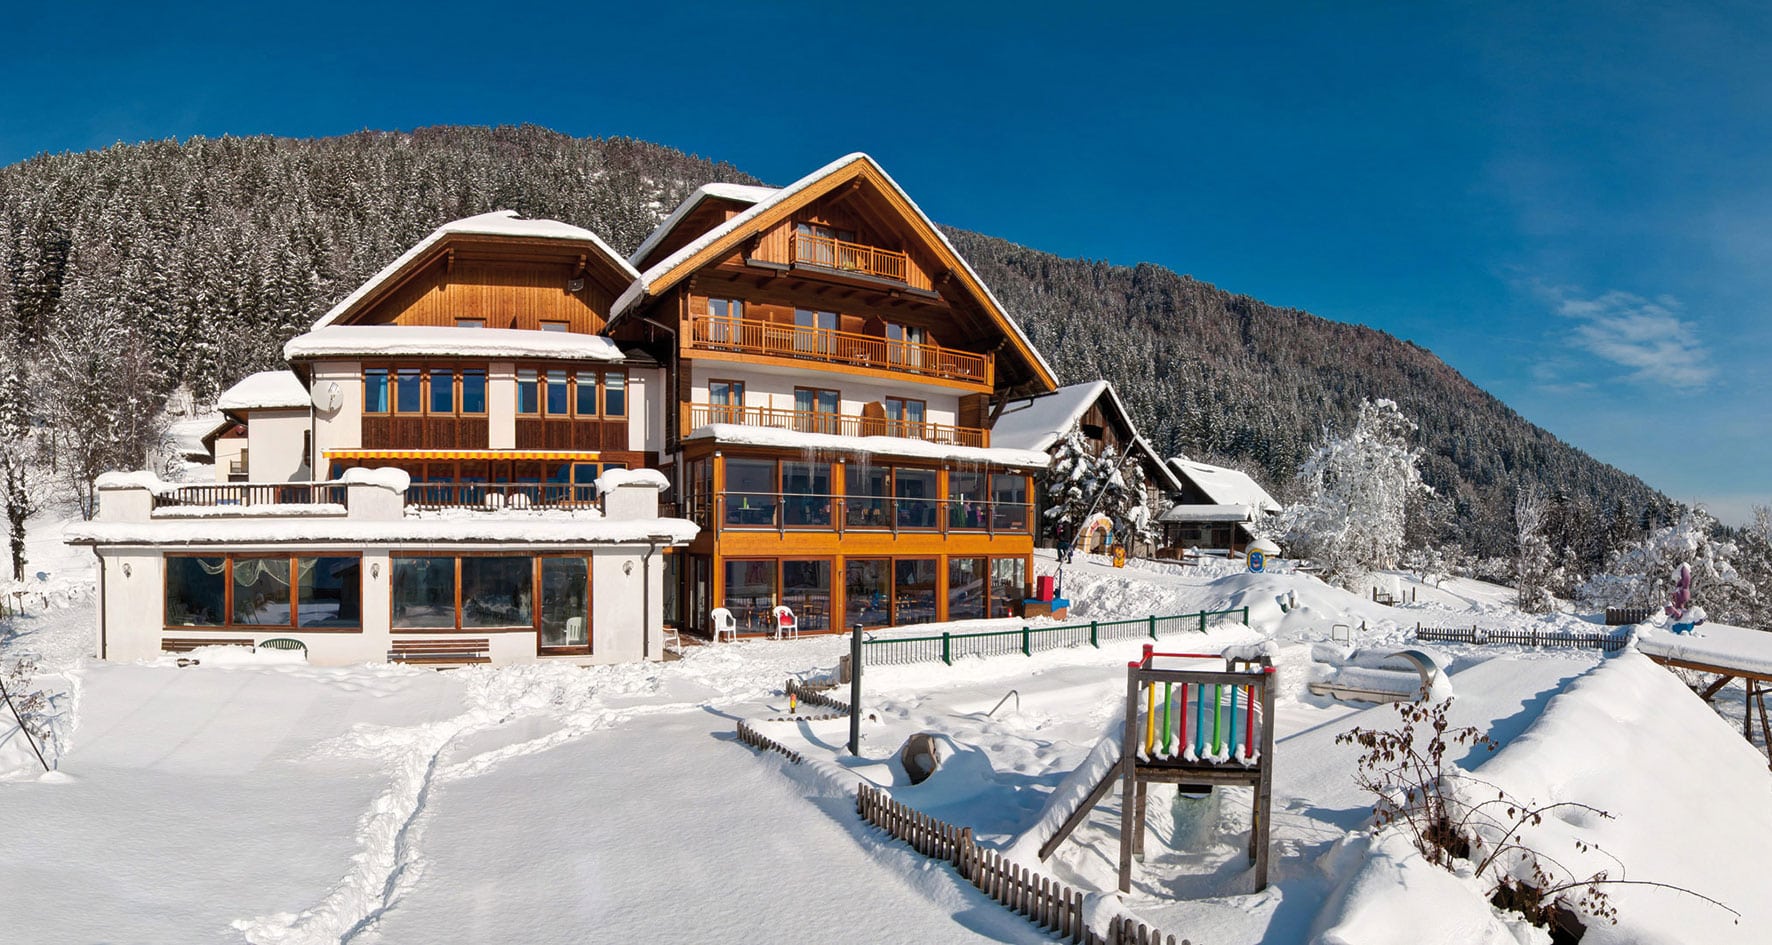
[362,416,490,450]
[358,254,613,333]
[514,419,630,451]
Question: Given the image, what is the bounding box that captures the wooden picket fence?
[857,784,1190,945]
[1413,623,1630,653]
[735,719,805,764]
[786,678,851,714]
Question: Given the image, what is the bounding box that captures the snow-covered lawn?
[3,533,1770,943]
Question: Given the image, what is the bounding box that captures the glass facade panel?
[895,559,938,625]
[845,559,890,629]
[991,557,1028,618]
[722,559,775,633]
[782,462,831,527]
[895,468,939,529]
[165,556,227,627]
[781,559,831,631]
[947,557,987,621]
[992,473,1030,532]
[298,556,361,628]
[232,556,291,626]
[460,369,487,413]
[461,557,533,629]
[845,464,890,528]
[392,557,456,629]
[948,469,987,530]
[539,557,589,648]
[724,459,777,528]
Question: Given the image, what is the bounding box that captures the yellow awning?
[324,449,602,461]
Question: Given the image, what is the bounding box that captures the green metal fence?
[859,606,1252,667]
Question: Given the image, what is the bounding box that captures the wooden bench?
[162,636,256,653]
[388,638,492,666]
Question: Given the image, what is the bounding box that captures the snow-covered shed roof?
[629,182,780,266]
[1169,459,1281,514]
[284,326,625,362]
[990,381,1184,493]
[1157,503,1260,524]
[612,153,1059,391]
[311,211,639,330]
[217,371,309,412]
[686,423,1050,469]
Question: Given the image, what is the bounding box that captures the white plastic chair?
[772,605,799,640]
[710,607,739,644]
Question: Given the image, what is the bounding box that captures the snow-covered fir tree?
[1282,398,1426,586]
[1513,491,1562,614]
[1043,428,1153,551]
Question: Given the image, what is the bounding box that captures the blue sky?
[5,1,1768,523]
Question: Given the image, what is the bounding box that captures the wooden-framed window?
[456,318,485,328]
[709,379,744,423]
[884,396,926,436]
[539,320,569,333]
[164,553,363,632]
[794,387,839,434]
[706,298,743,345]
[517,364,628,418]
[387,553,593,652]
[363,363,489,417]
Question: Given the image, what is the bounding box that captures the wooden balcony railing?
[151,482,349,511]
[791,233,909,283]
[687,316,992,386]
[683,403,989,448]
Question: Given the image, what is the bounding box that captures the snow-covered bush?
[1514,492,1563,614]
[1283,399,1427,587]
[1577,506,1753,620]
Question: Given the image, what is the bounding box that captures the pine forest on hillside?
[0,125,1676,568]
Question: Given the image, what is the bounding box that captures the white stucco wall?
[311,360,361,464]
[211,438,246,483]
[247,410,312,482]
[488,361,516,449]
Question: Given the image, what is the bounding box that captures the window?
[392,557,456,629]
[782,462,831,527]
[603,370,626,417]
[460,369,487,414]
[845,463,890,528]
[429,368,454,414]
[539,557,589,649]
[782,560,831,631]
[794,387,839,434]
[948,558,987,621]
[895,559,938,626]
[539,320,569,332]
[948,469,987,530]
[794,308,838,355]
[884,397,925,437]
[895,467,938,529]
[456,318,485,328]
[992,473,1030,532]
[518,369,539,414]
[461,557,533,629]
[724,459,777,528]
[723,559,776,633]
[395,368,422,413]
[886,323,927,368]
[707,298,743,345]
[544,369,569,416]
[166,554,361,630]
[991,558,1028,618]
[709,379,744,423]
[364,369,390,414]
[844,559,890,629]
[576,370,598,416]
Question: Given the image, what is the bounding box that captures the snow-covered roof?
[611,153,1059,389]
[629,182,780,265]
[989,381,1110,453]
[169,413,230,458]
[990,381,1184,492]
[216,371,309,412]
[64,516,699,547]
[596,468,671,496]
[284,326,625,362]
[1169,459,1281,514]
[1157,503,1259,523]
[311,211,639,330]
[686,423,1050,468]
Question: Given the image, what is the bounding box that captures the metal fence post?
[848,623,863,755]
[1091,621,1099,648]
[1198,611,1206,633]
[1022,624,1031,656]
[941,631,951,666]
[1148,615,1156,639]
[1242,606,1249,625]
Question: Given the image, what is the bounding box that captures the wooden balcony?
[791,233,909,282]
[683,403,989,448]
[686,316,993,387]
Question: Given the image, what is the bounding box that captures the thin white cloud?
[1550,289,1713,389]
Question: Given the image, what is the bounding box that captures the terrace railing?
[402,482,600,512]
[791,232,910,282]
[860,607,1252,667]
[707,491,1029,535]
[150,482,348,511]
[687,316,992,386]
[683,403,989,448]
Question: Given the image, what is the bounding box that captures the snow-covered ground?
[3,527,1769,943]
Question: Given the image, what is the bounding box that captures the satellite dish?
[312,381,343,414]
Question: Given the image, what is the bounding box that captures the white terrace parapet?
[93,467,666,524]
